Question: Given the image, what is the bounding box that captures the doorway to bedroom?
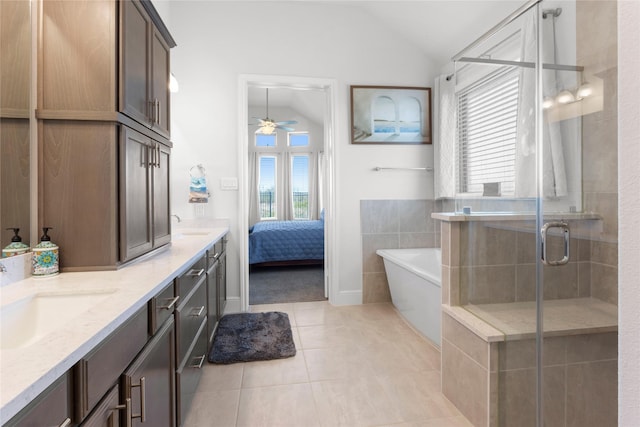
[239,75,336,310]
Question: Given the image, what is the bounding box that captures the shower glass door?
[448,1,618,426]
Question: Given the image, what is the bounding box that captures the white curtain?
[515,11,568,198]
[316,152,325,218]
[308,152,319,220]
[281,152,293,220]
[434,74,457,198]
[248,152,260,226]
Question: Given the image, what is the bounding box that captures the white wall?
[618,0,640,424]
[168,1,437,304]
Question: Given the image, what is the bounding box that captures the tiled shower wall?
[360,199,440,303]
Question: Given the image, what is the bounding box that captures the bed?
[249,219,324,266]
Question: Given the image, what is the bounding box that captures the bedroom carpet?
[208,312,296,364]
[249,265,325,305]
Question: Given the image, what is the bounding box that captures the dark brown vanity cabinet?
[37,0,175,271]
[206,238,228,344]
[174,257,208,426]
[122,318,176,427]
[3,371,73,427]
[121,0,172,139]
[120,125,171,263]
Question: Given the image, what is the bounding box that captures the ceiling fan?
[252,88,297,134]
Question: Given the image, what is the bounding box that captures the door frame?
[237,74,337,311]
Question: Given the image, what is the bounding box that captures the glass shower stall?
[436,1,618,426]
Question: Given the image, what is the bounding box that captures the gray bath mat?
[208,312,296,364]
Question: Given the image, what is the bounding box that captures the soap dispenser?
[32,227,59,277]
[2,228,30,257]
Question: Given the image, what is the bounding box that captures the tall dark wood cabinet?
[37,0,176,271]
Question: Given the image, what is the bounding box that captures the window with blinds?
[457,66,520,196]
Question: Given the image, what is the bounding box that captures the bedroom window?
[288,132,309,147]
[457,66,519,196]
[258,156,277,219]
[256,133,276,147]
[291,155,310,219]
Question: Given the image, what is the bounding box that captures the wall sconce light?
[542,71,593,110]
[169,73,179,93]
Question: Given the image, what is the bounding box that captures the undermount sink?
[180,230,210,236]
[0,289,117,350]
[172,229,212,239]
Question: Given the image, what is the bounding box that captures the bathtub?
[376,248,442,346]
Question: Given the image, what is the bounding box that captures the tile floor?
[184,301,472,427]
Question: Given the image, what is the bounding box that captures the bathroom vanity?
[0,227,228,426]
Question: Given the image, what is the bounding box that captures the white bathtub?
[376,248,442,346]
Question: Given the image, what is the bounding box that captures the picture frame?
[350,85,432,145]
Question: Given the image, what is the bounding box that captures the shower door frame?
[452,1,550,425]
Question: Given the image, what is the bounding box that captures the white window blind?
[457,66,519,195]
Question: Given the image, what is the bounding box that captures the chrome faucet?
[0,262,6,273]
[171,214,181,223]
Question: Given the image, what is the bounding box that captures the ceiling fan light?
[260,123,276,134]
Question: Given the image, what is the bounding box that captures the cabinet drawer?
[175,255,206,298]
[176,319,207,426]
[5,371,73,427]
[149,281,177,335]
[76,306,148,420]
[176,279,207,364]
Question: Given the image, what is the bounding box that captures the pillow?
[320,209,325,222]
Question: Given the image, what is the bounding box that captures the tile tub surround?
[361,199,441,303]
[437,215,618,427]
[0,226,229,424]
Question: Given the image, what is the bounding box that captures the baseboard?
[331,290,362,306]
[223,296,242,314]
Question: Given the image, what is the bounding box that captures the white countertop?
[0,226,228,424]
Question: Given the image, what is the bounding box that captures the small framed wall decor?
[350,85,432,145]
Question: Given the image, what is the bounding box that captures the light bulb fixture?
[169,73,179,93]
[556,89,575,104]
[259,122,276,134]
[542,97,555,110]
[576,81,593,99]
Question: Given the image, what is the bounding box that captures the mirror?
[0,0,32,248]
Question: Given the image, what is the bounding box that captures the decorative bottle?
[2,228,30,257]
[32,227,59,277]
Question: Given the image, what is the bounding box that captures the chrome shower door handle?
[541,221,570,266]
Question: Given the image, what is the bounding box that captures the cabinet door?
[150,27,171,139]
[120,126,153,261]
[153,142,171,248]
[80,385,121,427]
[122,317,176,427]
[120,0,151,127]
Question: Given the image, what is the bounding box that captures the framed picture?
[350,85,432,145]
